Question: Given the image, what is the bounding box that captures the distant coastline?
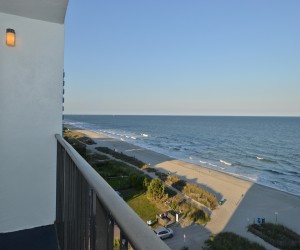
[64,115,300,197]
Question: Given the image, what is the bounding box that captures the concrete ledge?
[0,224,58,250]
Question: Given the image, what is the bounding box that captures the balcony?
[55,134,169,250]
[0,134,169,250]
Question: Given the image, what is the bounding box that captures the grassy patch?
[248,223,300,250]
[107,177,130,190]
[92,160,130,178]
[91,160,148,190]
[125,190,162,222]
[95,147,148,168]
[203,232,266,250]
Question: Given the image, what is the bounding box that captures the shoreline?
[64,124,300,247]
[65,123,299,199]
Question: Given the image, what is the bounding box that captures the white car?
[154,226,174,239]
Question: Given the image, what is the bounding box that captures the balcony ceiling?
[0,0,68,24]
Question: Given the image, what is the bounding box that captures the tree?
[147,178,165,200]
[143,177,150,189]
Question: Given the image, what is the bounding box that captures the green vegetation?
[63,129,211,225]
[173,195,211,224]
[95,147,148,168]
[147,178,167,201]
[144,167,158,173]
[165,175,218,210]
[155,171,168,180]
[188,209,210,224]
[63,129,97,159]
[64,135,88,158]
[114,239,120,250]
[91,160,148,190]
[64,129,96,145]
[203,232,266,250]
[248,223,300,250]
[93,160,131,178]
[88,153,109,161]
[124,189,162,222]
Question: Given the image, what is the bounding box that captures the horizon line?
[63,113,300,118]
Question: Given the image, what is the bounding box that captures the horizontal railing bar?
[55,134,170,250]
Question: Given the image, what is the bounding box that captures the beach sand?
[67,126,300,249]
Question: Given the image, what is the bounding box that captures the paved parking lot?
[163,223,211,250]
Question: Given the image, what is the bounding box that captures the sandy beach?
[66,125,300,249]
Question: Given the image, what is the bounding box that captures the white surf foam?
[220,160,232,166]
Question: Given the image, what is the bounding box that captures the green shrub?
[165,175,218,210]
[203,232,266,250]
[128,174,146,190]
[144,168,158,173]
[93,160,129,177]
[188,209,210,224]
[248,223,300,250]
[95,147,148,168]
[64,137,87,158]
[147,178,166,200]
[155,171,168,181]
[170,201,177,210]
[183,182,218,210]
[64,130,96,145]
[143,177,150,188]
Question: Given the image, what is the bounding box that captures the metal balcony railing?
[55,134,170,250]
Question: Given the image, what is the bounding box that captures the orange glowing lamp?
[6,29,16,47]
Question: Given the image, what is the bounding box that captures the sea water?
[64,115,300,196]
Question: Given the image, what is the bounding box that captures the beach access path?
[67,127,300,250]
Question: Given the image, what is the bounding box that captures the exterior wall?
[0,12,64,233]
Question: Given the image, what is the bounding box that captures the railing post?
[96,198,114,250]
[63,149,69,250]
[84,182,90,250]
[90,189,97,250]
[121,231,129,250]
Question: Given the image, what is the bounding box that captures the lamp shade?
[6,29,15,47]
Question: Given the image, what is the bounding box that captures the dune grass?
[64,129,96,145]
[163,174,218,210]
[95,147,148,168]
[203,232,266,250]
[248,223,300,250]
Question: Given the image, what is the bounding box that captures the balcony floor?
[0,224,58,250]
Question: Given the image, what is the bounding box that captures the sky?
[64,0,300,116]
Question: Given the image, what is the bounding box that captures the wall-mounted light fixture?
[6,29,16,47]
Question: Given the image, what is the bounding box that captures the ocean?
[64,115,300,196]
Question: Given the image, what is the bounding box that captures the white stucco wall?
[0,12,64,233]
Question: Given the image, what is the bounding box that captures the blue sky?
[64,1,300,116]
